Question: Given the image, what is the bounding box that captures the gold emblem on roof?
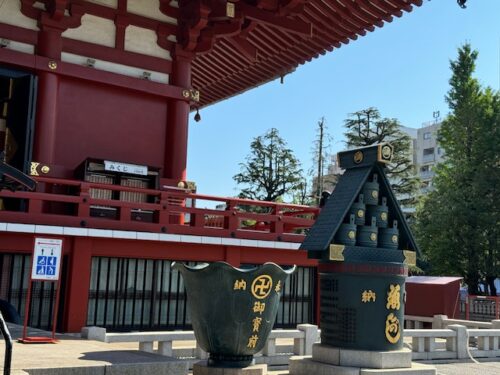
[403,250,416,266]
[354,151,364,164]
[329,245,345,261]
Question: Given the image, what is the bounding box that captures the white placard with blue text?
[31,238,62,281]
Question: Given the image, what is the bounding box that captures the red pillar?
[64,237,93,332]
[32,26,62,165]
[225,246,241,267]
[164,48,193,181]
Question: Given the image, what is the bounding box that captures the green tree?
[415,44,500,295]
[344,107,419,207]
[233,128,303,202]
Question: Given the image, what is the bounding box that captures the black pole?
[0,312,12,375]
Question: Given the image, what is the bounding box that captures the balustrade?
[0,176,319,242]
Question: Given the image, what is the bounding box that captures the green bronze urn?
[173,261,295,368]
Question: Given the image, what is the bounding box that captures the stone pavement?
[2,324,500,374]
[0,324,187,375]
[430,359,500,375]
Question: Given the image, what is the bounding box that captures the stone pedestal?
[288,344,436,375]
[193,361,267,375]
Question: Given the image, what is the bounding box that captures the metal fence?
[87,257,317,331]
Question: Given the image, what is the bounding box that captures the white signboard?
[31,238,62,281]
[104,160,148,176]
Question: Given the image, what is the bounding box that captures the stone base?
[312,344,412,369]
[289,357,436,375]
[192,361,267,375]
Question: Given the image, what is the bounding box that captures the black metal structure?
[0,253,61,331]
[0,312,12,375]
[87,257,316,331]
[87,257,195,331]
[276,265,316,328]
[300,144,419,351]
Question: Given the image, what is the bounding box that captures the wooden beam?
[226,36,258,62]
[238,2,312,37]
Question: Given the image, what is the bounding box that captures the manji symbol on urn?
[173,262,295,368]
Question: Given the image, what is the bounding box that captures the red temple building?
[0,0,422,333]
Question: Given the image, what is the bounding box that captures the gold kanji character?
[253,301,266,314]
[386,284,401,310]
[252,317,262,332]
[234,279,247,290]
[275,280,282,293]
[385,313,401,344]
[247,334,258,348]
[361,290,376,303]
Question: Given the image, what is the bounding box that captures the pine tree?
[233,128,303,202]
[415,44,500,295]
[344,107,419,207]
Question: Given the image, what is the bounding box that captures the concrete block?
[288,356,359,375]
[312,344,340,365]
[192,361,267,375]
[340,348,411,369]
[312,345,411,369]
[83,326,107,342]
[360,362,436,375]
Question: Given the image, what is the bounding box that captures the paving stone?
[193,361,267,375]
[288,356,359,375]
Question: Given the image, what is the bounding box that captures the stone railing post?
[432,314,448,329]
[158,340,173,356]
[295,324,319,355]
[139,341,154,353]
[263,337,276,356]
[448,324,468,359]
[195,343,208,360]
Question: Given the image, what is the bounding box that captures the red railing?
[464,295,500,321]
[0,176,319,242]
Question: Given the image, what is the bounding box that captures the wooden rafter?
[190,0,423,107]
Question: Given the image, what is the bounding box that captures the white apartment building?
[402,121,445,194]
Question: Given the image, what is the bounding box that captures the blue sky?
[187,0,500,201]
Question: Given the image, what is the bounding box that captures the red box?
[406,276,463,318]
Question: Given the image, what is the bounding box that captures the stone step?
[289,356,436,375]
[360,363,436,375]
[312,344,412,369]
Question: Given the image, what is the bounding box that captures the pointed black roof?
[300,144,420,255]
